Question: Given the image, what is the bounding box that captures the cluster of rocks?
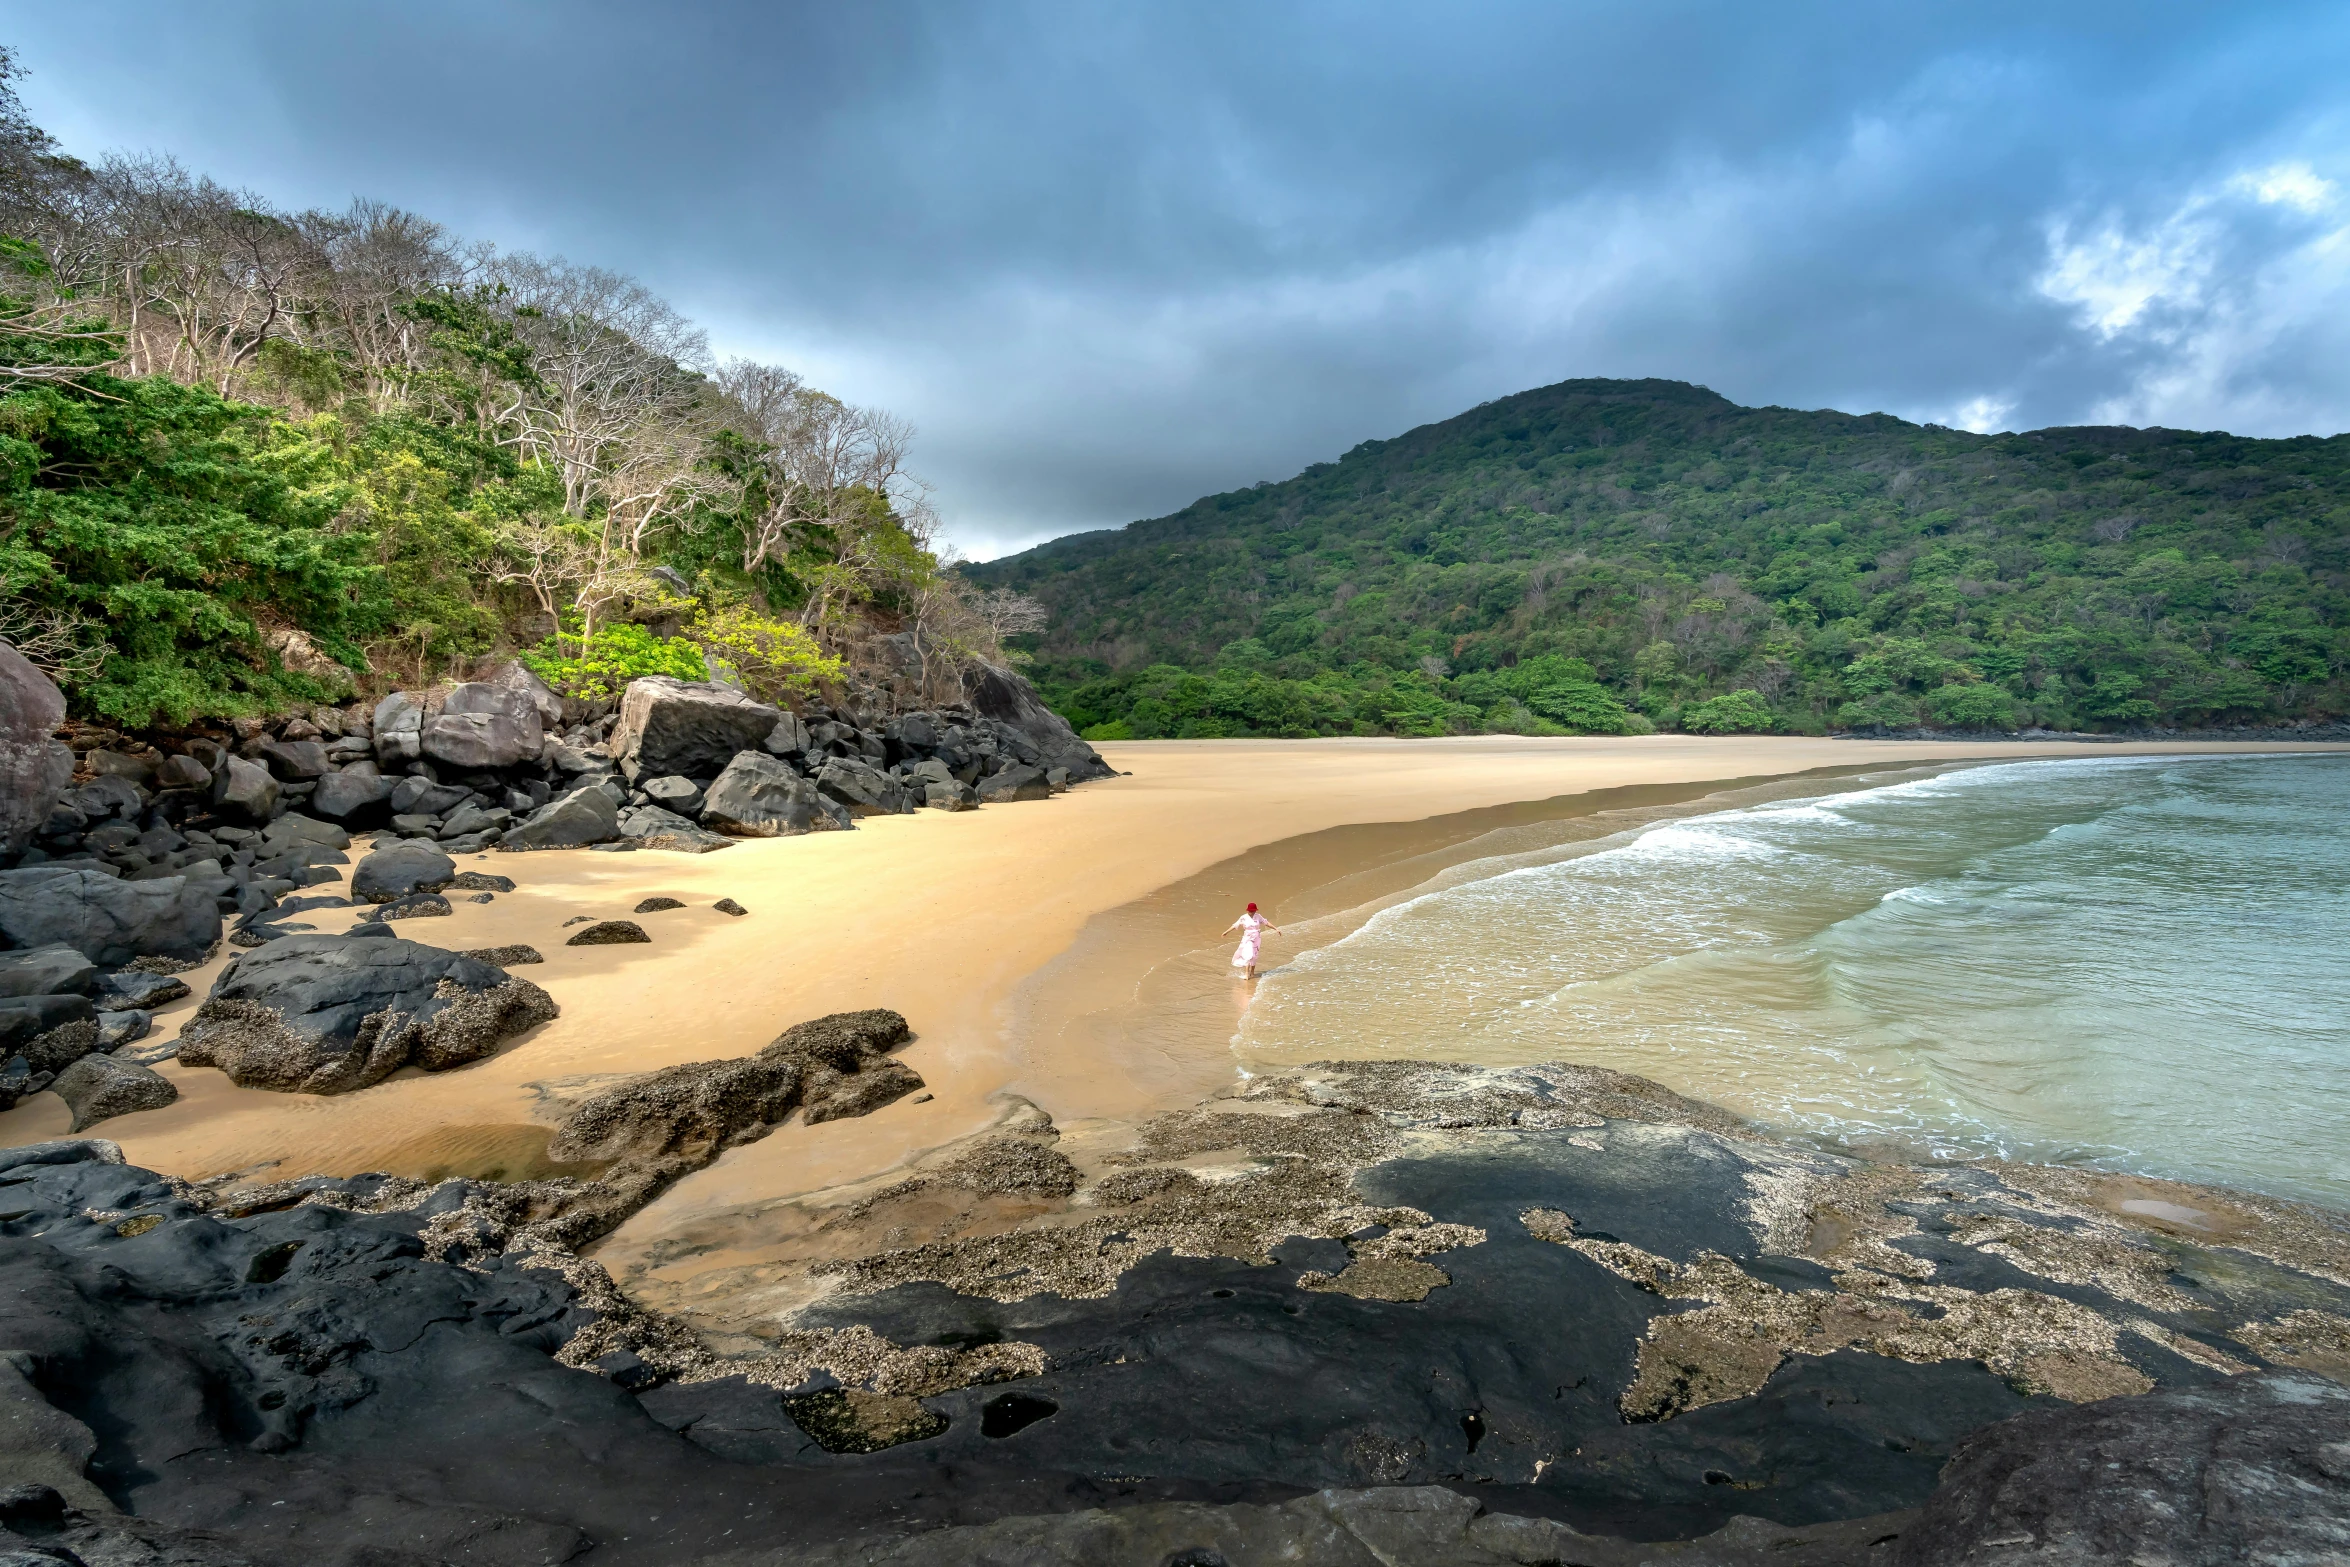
[7,659,1113,878]
[0,939,182,1126]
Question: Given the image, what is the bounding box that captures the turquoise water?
[1237,755,2350,1210]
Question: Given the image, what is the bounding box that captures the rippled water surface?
[1237,756,2350,1208]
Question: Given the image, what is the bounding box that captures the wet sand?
[5,734,2344,1326]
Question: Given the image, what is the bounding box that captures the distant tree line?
[969,378,2350,737]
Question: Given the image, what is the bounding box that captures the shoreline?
[4,736,2345,1219]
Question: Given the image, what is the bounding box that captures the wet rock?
[422,681,545,770]
[96,969,190,1009]
[51,1052,176,1130]
[0,865,220,966]
[0,639,73,852]
[0,944,98,998]
[701,752,842,837]
[176,933,557,1094]
[634,897,685,913]
[817,756,913,816]
[609,677,782,779]
[565,919,649,946]
[210,754,280,822]
[350,842,456,903]
[502,787,620,851]
[96,1008,150,1049]
[785,1388,947,1455]
[309,766,396,824]
[713,898,747,916]
[461,944,543,966]
[617,803,734,854]
[1902,1372,2350,1567]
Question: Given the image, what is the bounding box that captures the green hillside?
[969,379,2350,738]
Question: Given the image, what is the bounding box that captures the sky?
[9,2,2350,558]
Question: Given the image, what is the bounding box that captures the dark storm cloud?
[11,2,2350,554]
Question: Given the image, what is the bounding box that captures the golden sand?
[4,734,2343,1280]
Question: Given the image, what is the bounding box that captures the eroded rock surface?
[176,934,556,1094]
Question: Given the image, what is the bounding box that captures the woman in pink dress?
[1226,902,1280,979]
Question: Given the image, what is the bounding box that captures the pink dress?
[1229,913,1270,968]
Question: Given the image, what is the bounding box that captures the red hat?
[1246,903,1258,913]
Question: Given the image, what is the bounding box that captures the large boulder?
[0,640,72,851]
[373,691,426,764]
[422,682,545,770]
[176,933,558,1095]
[350,842,456,903]
[51,1052,177,1130]
[966,662,1117,781]
[309,765,396,824]
[616,804,735,854]
[501,785,620,850]
[610,677,781,780]
[0,866,220,967]
[211,754,280,823]
[816,757,914,816]
[260,814,350,854]
[0,993,98,1067]
[1902,1371,2350,1567]
[975,762,1053,804]
[701,752,845,837]
[0,943,98,998]
[256,736,328,780]
[480,658,565,730]
[389,776,471,817]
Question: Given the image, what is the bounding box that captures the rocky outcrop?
[702,752,845,836]
[0,865,220,966]
[609,677,780,779]
[0,640,72,851]
[966,661,1118,782]
[1899,1371,2350,1567]
[502,784,621,850]
[0,943,97,998]
[176,933,557,1094]
[422,681,545,770]
[349,841,455,902]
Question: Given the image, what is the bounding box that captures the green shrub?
[1526,679,1642,734]
[521,620,709,702]
[1926,682,2019,731]
[1682,689,1777,734]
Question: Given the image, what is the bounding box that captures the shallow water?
[1237,755,2350,1210]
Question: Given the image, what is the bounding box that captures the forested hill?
[968,378,2350,738]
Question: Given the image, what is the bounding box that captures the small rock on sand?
[633,897,685,913]
[565,920,650,946]
[462,944,544,966]
[714,898,747,916]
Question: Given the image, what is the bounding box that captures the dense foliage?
[970,378,2350,737]
[0,51,1017,727]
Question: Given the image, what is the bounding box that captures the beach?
[4,735,2342,1255]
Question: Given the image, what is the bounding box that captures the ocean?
[1236,754,2350,1210]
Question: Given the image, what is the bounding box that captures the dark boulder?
[423,681,545,770]
[481,658,565,730]
[350,842,456,903]
[260,814,351,855]
[1901,1371,2350,1567]
[815,757,913,816]
[155,752,212,792]
[97,1007,149,1049]
[609,677,782,779]
[0,639,72,852]
[764,711,813,757]
[502,786,621,850]
[372,690,426,764]
[638,774,706,815]
[0,944,98,998]
[635,896,685,913]
[310,765,396,824]
[617,803,735,854]
[257,736,329,780]
[390,777,472,817]
[975,763,1053,804]
[176,933,558,1094]
[0,994,97,1069]
[210,754,280,822]
[923,780,978,811]
[701,752,845,837]
[96,969,190,1008]
[51,1052,177,1130]
[0,866,220,966]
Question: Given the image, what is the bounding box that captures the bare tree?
[716,357,924,581]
